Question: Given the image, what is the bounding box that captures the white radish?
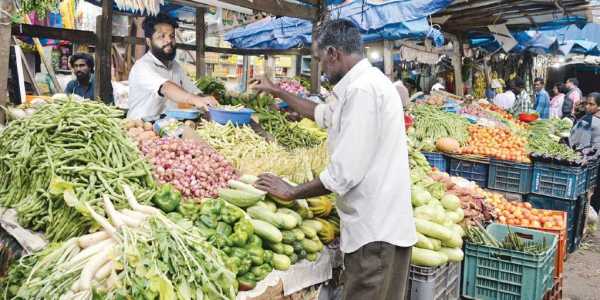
[118,211,144,227]
[123,184,161,215]
[80,247,114,291]
[103,195,125,228]
[120,209,148,220]
[64,239,115,270]
[106,270,119,289]
[84,202,118,239]
[70,279,80,292]
[94,260,114,280]
[77,231,109,249]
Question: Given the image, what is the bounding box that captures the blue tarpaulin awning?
[225,0,452,49]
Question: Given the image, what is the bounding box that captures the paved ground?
[564,227,600,300]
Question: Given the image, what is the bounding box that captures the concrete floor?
[564,228,600,300]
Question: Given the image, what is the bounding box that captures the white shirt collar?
[146,52,174,69]
[332,58,371,96]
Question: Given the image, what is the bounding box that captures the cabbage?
[411,185,432,207]
[441,194,461,210]
[439,247,464,262]
[411,247,448,267]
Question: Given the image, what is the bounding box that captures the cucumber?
[247,206,298,230]
[267,242,286,254]
[290,228,305,240]
[281,231,297,244]
[277,208,303,226]
[300,224,317,239]
[249,219,282,243]
[239,174,259,184]
[219,189,262,208]
[272,253,291,271]
[282,244,294,256]
[254,201,277,213]
[301,239,321,253]
[228,179,267,197]
[301,220,323,232]
[306,253,318,262]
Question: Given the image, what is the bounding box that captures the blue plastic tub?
[165,109,200,120]
[531,162,587,200]
[448,156,489,188]
[209,107,254,125]
[422,152,447,172]
[487,159,533,194]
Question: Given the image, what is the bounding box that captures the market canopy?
[224,0,452,49]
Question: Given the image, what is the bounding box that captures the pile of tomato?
[460,125,530,163]
[485,192,565,229]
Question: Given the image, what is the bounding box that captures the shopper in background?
[562,77,583,120]
[250,19,416,300]
[533,77,550,119]
[569,92,600,151]
[550,83,567,118]
[393,71,410,107]
[492,80,516,110]
[431,76,446,92]
[127,13,217,119]
[509,78,532,115]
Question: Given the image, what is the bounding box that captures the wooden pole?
[383,40,393,80]
[310,25,320,94]
[241,55,249,92]
[94,0,113,104]
[0,0,12,124]
[196,7,206,78]
[449,34,464,96]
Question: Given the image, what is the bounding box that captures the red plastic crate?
[520,211,567,279]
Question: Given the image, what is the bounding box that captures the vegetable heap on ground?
[460,125,530,163]
[196,121,328,184]
[0,100,155,242]
[1,185,237,300]
[409,104,470,151]
[138,137,238,200]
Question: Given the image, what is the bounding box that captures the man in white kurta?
[251,19,416,300]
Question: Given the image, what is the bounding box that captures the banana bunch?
[473,72,486,99]
[316,217,337,244]
[307,194,334,217]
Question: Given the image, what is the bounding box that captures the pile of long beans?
[196,121,328,183]
[411,104,470,148]
[0,100,155,241]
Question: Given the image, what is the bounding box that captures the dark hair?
[69,53,94,72]
[316,19,363,55]
[567,77,579,86]
[588,92,600,106]
[142,13,179,39]
[554,83,568,94]
[534,77,544,84]
[403,78,416,88]
[514,78,526,88]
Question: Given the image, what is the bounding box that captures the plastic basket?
[531,162,587,200]
[488,159,533,194]
[525,194,586,253]
[543,275,563,300]
[208,107,254,125]
[520,211,567,279]
[423,152,448,172]
[165,109,200,120]
[407,263,460,300]
[586,160,599,190]
[448,156,489,188]
[462,223,557,300]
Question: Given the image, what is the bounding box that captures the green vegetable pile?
[465,224,550,255]
[0,189,236,300]
[0,100,155,241]
[410,104,470,151]
[527,118,578,160]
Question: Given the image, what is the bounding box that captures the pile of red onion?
[278,79,306,95]
[139,137,237,200]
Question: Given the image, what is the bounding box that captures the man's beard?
[325,72,344,86]
[152,44,177,62]
[75,72,90,82]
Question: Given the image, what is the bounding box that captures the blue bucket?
[165,109,200,120]
[209,107,254,125]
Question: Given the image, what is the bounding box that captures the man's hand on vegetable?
[191,95,218,110]
[254,173,296,201]
[249,76,279,95]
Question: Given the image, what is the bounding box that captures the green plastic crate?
[462,224,557,300]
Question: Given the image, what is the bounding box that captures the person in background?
[492,80,516,110]
[431,76,445,92]
[533,77,550,119]
[250,19,416,300]
[127,13,217,120]
[393,70,410,107]
[562,77,583,119]
[550,83,567,118]
[65,53,107,101]
[569,93,600,151]
[509,78,532,115]
[403,78,417,96]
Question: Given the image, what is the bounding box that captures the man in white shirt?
[251,19,416,300]
[493,80,516,110]
[431,77,445,92]
[127,13,217,119]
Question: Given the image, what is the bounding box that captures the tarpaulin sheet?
[225,0,451,49]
